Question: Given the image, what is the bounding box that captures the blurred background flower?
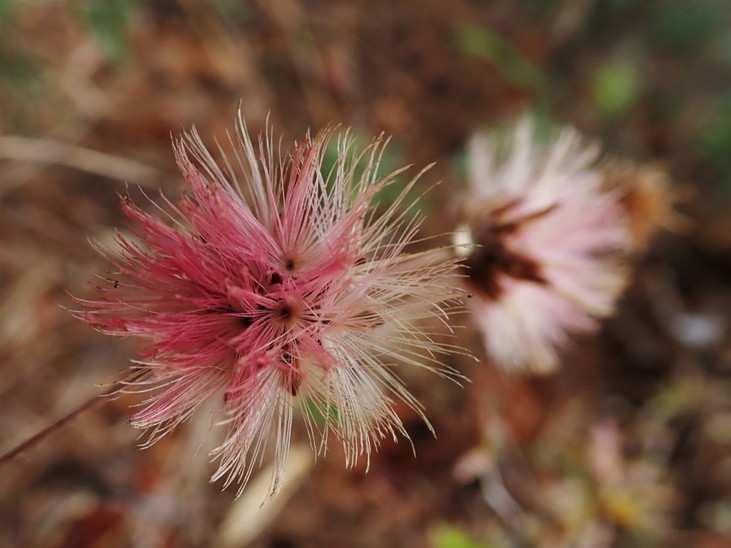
[1,1,731,547]
[457,120,631,373]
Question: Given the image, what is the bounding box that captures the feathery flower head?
[76,113,462,495]
[455,118,631,373]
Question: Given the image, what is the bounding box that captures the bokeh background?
[2,1,731,546]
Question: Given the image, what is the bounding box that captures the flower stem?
[0,370,147,466]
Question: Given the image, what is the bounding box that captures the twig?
[0,370,147,466]
[0,135,164,187]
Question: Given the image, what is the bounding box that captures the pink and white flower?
[76,114,462,495]
[456,119,631,373]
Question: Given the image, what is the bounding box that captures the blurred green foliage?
[431,524,492,548]
[647,0,726,55]
[321,129,402,185]
[701,91,731,179]
[592,60,639,118]
[320,130,425,218]
[0,0,39,89]
[210,0,249,21]
[453,25,547,97]
[0,3,42,129]
[0,45,40,90]
[78,0,138,64]
[304,398,339,425]
[0,0,20,22]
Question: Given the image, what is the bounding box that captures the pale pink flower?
[76,114,462,495]
[455,119,631,373]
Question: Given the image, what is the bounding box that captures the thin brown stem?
[0,370,148,466]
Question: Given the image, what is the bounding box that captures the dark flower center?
[271,296,302,328]
[463,238,544,300]
[462,202,556,299]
